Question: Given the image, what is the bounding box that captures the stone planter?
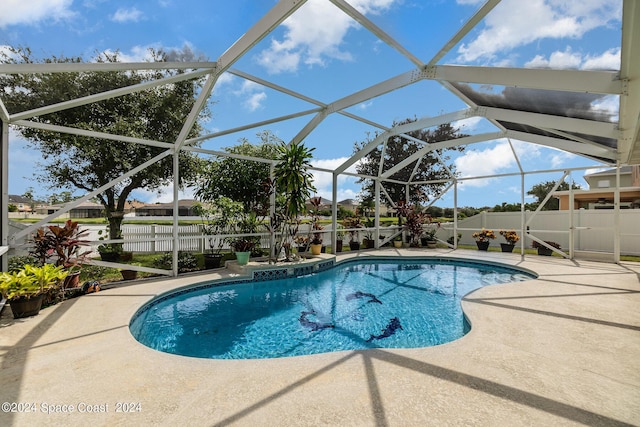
[500,243,515,253]
[476,241,490,251]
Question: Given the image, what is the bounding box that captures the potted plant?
[120,262,142,281]
[393,235,403,248]
[532,240,561,256]
[194,197,242,269]
[362,217,375,249]
[294,235,309,253]
[0,264,68,318]
[421,228,438,248]
[268,140,316,263]
[499,230,520,253]
[343,216,363,250]
[230,237,256,265]
[30,220,90,288]
[395,202,428,247]
[334,225,344,253]
[447,233,462,246]
[472,228,496,251]
[307,196,324,256]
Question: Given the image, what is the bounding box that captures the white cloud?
[310,157,360,201]
[525,47,620,70]
[131,185,195,204]
[582,47,621,70]
[455,143,513,186]
[549,151,576,168]
[244,92,267,112]
[232,80,268,112]
[457,0,621,63]
[452,116,484,133]
[100,46,157,62]
[0,0,75,28]
[111,7,144,23]
[525,46,582,69]
[256,0,396,74]
[590,94,619,120]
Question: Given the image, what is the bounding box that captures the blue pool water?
[130,258,535,359]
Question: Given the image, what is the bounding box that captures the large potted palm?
[0,264,68,318]
[269,140,316,263]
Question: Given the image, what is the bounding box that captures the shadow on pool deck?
[0,249,639,426]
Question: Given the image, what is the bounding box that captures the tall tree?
[527,180,581,210]
[1,46,209,240]
[193,131,281,212]
[354,119,466,205]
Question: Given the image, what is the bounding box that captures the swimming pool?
[130,258,535,359]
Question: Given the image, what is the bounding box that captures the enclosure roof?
[0,0,638,179]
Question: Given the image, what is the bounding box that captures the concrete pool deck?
[1,248,639,426]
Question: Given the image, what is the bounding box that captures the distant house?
[338,198,359,214]
[8,195,34,212]
[69,202,104,218]
[136,199,200,217]
[554,165,640,210]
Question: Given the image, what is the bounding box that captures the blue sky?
[1,0,622,207]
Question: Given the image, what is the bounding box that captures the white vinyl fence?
[448,210,640,256]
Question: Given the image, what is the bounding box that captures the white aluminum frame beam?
[9,68,212,122]
[329,0,424,68]
[482,107,618,139]
[505,130,617,161]
[432,65,622,95]
[0,61,218,74]
[619,0,640,163]
[428,0,501,65]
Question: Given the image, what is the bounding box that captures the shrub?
[8,255,38,273]
[153,252,199,273]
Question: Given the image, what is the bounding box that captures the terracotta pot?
[120,270,138,280]
[63,272,81,289]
